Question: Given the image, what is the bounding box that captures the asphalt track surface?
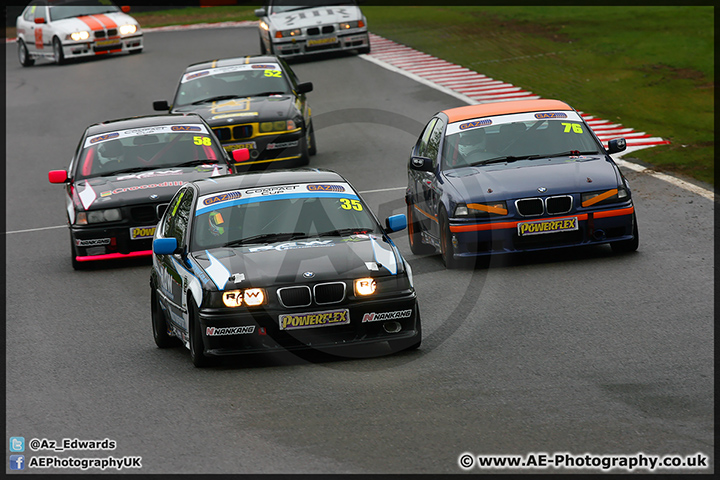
[5,26,715,474]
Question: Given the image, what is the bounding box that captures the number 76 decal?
[561,123,584,134]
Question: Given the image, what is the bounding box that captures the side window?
[23,6,36,22]
[425,118,445,166]
[417,118,437,157]
[171,189,195,247]
[34,5,47,22]
[162,188,188,238]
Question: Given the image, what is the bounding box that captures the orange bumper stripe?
[449,206,633,233]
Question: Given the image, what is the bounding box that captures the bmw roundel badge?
[303,271,315,279]
[150,194,159,199]
[537,186,548,193]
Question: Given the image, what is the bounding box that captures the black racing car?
[153,55,316,170]
[150,169,420,366]
[48,113,249,269]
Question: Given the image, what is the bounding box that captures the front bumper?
[272,31,370,57]
[215,127,305,170]
[70,220,158,263]
[61,34,143,59]
[447,205,636,257]
[197,294,419,356]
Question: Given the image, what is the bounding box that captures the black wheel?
[188,299,212,367]
[407,202,435,255]
[389,302,422,352]
[259,36,267,54]
[297,130,310,166]
[611,213,639,253]
[307,121,317,156]
[358,44,371,55]
[439,207,459,269]
[18,39,34,67]
[151,288,177,348]
[52,37,65,65]
[129,47,143,55]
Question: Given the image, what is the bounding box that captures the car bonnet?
[190,234,400,291]
[267,5,363,29]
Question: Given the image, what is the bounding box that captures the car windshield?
[442,117,601,170]
[270,0,356,14]
[49,1,119,21]
[192,188,379,251]
[174,64,291,107]
[75,124,224,180]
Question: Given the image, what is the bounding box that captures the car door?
[415,117,445,238]
[157,186,195,335]
[20,2,49,56]
[409,118,437,233]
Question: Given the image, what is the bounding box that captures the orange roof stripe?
[443,99,574,123]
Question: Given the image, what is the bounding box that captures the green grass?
[130,6,714,186]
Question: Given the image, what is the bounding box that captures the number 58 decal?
[339,198,363,211]
[193,136,212,146]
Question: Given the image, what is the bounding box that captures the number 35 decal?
[340,198,363,211]
[193,136,212,146]
[561,122,584,134]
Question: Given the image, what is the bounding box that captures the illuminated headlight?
[119,24,137,35]
[259,120,295,133]
[276,28,301,38]
[67,31,90,41]
[339,20,364,29]
[259,21,269,31]
[222,288,267,307]
[455,201,508,217]
[77,208,122,224]
[354,278,377,296]
[581,187,629,207]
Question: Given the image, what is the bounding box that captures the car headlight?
[222,288,267,308]
[581,187,629,208]
[67,31,90,41]
[354,278,376,296]
[119,24,137,35]
[454,201,508,218]
[276,28,301,38]
[259,21,269,31]
[339,20,364,29]
[259,120,296,133]
[76,208,122,225]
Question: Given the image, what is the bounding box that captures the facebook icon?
[10,455,25,470]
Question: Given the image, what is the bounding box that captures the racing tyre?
[611,213,639,253]
[307,121,317,156]
[18,39,34,67]
[407,202,434,255]
[129,48,143,55]
[358,44,371,55]
[52,37,65,65]
[189,299,213,367]
[259,36,267,55]
[297,130,311,166]
[151,289,177,348]
[439,207,460,269]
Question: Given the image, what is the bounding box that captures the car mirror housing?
[232,148,250,163]
[410,156,433,172]
[34,18,46,24]
[48,170,68,184]
[607,137,627,154]
[385,214,407,233]
[254,8,266,17]
[296,82,313,95]
[153,100,170,111]
[153,238,179,255]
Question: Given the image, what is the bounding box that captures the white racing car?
[16,0,143,66]
[255,0,370,58]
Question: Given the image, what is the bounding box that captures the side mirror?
[153,237,179,255]
[409,156,433,172]
[385,214,407,233]
[607,138,627,154]
[121,6,131,13]
[153,100,170,111]
[34,18,46,24]
[232,148,250,163]
[296,82,313,95]
[48,170,68,183]
[254,8,266,17]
